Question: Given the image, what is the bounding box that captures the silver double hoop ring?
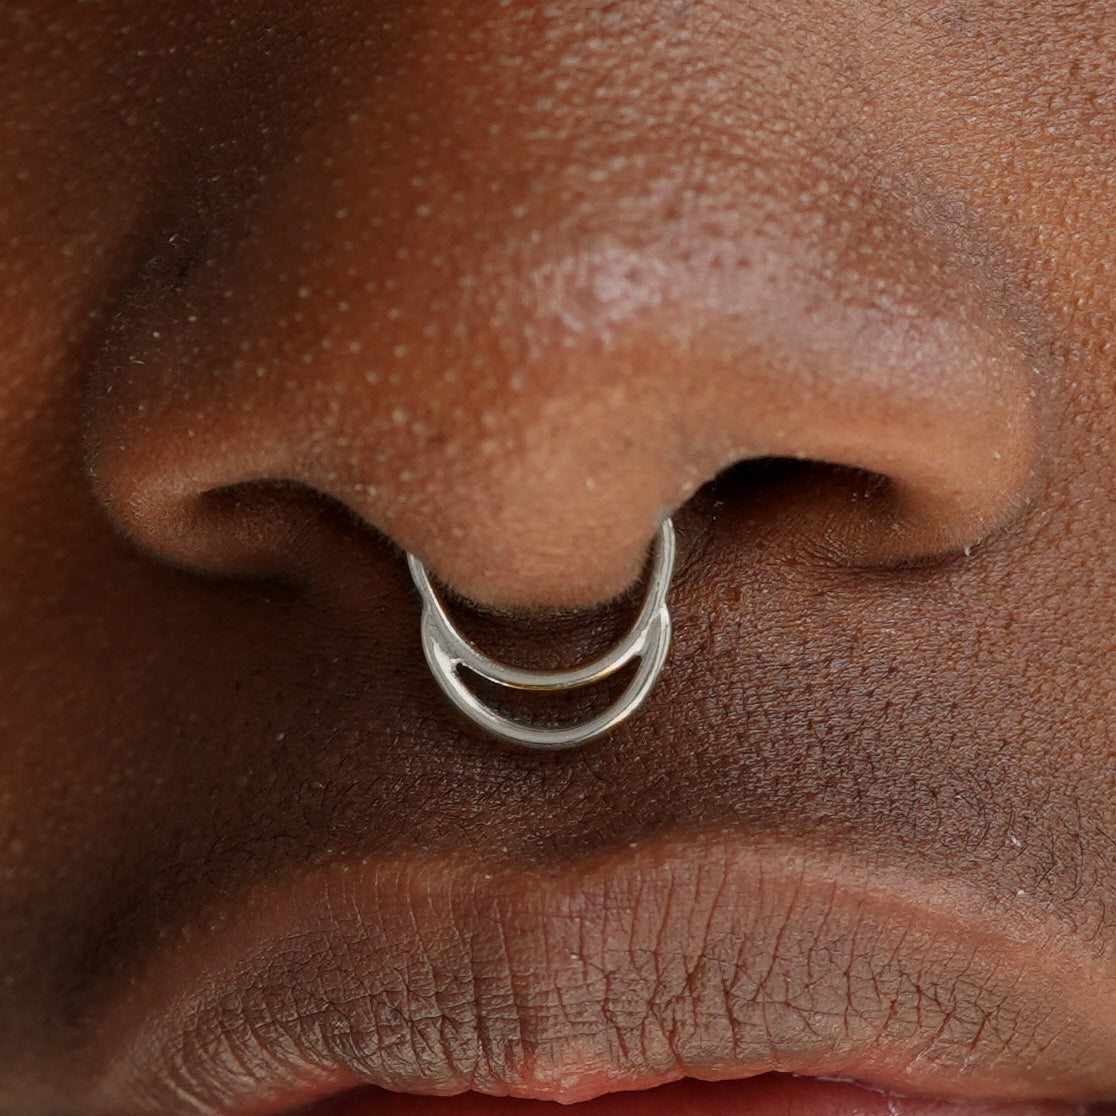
[406,519,675,751]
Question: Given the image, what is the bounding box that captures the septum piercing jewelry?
[407,518,675,751]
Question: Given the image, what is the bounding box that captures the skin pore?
[2,0,1116,1111]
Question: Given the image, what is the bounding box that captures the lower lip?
[293,1074,1099,1116]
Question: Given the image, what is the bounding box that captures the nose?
[83,1,1042,610]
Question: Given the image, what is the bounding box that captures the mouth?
[87,837,1116,1116]
[288,1075,1113,1116]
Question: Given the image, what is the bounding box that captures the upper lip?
[86,836,1116,1116]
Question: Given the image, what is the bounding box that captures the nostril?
[188,480,365,583]
[706,453,1036,569]
[704,458,902,564]
[97,475,397,587]
[706,456,889,541]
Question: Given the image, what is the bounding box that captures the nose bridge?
[84,0,1043,609]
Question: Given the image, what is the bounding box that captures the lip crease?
[86,837,1116,1116]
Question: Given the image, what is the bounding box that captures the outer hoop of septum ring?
[406,519,675,751]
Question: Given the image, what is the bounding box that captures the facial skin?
[3,0,1116,1112]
